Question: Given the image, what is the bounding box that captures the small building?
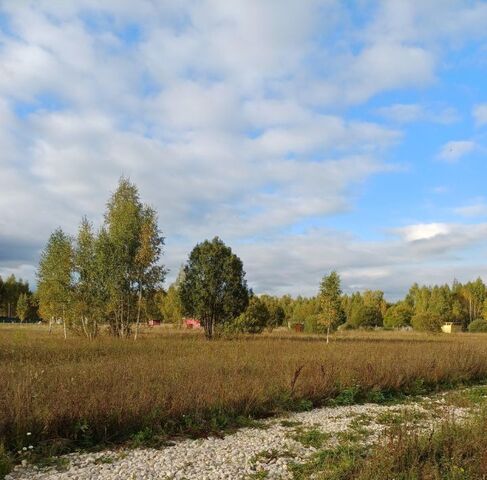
[292,323,304,333]
[148,319,161,327]
[184,318,201,329]
[441,322,462,334]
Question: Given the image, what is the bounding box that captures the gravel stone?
[6,393,471,480]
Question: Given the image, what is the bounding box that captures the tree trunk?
[81,316,89,339]
[204,316,213,339]
[49,316,53,334]
[62,305,67,340]
[326,325,330,344]
[134,288,142,341]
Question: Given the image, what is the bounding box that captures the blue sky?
[0,1,487,299]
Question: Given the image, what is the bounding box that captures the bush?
[468,319,487,333]
[351,306,382,328]
[411,312,443,332]
[232,297,270,334]
[304,314,327,334]
[383,302,413,329]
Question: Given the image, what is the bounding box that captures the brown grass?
[1,325,487,459]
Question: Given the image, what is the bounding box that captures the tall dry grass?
[1,325,487,457]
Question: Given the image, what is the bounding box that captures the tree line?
[36,178,487,339]
[0,275,38,322]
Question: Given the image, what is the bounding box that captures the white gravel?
[6,393,471,480]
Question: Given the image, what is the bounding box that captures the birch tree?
[36,228,73,337]
[319,271,346,343]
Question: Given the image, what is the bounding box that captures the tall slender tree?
[72,217,100,339]
[133,206,166,339]
[36,228,73,337]
[319,271,346,343]
[16,293,30,323]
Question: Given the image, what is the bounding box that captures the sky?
[0,0,487,300]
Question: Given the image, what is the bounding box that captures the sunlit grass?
[1,324,487,466]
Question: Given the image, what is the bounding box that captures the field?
[2,324,487,471]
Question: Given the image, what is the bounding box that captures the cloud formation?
[0,1,487,299]
[437,140,476,163]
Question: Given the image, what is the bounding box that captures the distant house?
[148,319,161,327]
[441,322,462,333]
[184,318,201,329]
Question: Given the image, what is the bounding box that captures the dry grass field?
[2,324,487,472]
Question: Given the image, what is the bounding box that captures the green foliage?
[468,318,487,333]
[35,178,166,339]
[180,237,249,339]
[157,284,183,324]
[0,274,32,319]
[383,302,413,328]
[291,296,320,326]
[291,427,331,448]
[303,314,324,333]
[411,312,443,332]
[36,228,73,332]
[232,296,270,334]
[351,305,383,328]
[259,295,285,330]
[15,293,30,323]
[331,386,361,406]
[319,271,346,335]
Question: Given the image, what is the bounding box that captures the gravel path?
[6,392,471,480]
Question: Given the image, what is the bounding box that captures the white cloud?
[394,223,451,242]
[454,200,487,218]
[377,103,459,124]
[1,0,487,299]
[473,103,487,126]
[345,44,435,104]
[437,140,476,163]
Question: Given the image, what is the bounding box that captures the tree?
[319,271,346,343]
[233,296,270,334]
[133,206,166,340]
[158,284,183,324]
[36,228,73,337]
[180,237,249,339]
[0,274,30,318]
[353,305,383,328]
[16,293,30,323]
[260,295,285,331]
[384,302,413,329]
[72,218,101,339]
[102,177,165,338]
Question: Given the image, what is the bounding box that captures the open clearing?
[2,325,487,478]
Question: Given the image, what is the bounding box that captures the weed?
[290,427,331,449]
[280,420,303,428]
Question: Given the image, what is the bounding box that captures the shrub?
[468,319,487,333]
[232,297,270,334]
[351,306,382,328]
[383,302,413,329]
[304,314,326,334]
[411,312,443,332]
